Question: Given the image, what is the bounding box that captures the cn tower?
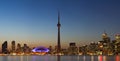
[57,11,61,53]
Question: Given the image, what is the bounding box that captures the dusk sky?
[0,0,120,48]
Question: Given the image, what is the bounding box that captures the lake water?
[0,55,120,61]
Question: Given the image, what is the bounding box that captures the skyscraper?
[16,43,21,53]
[11,40,16,53]
[115,34,120,43]
[102,31,111,55]
[57,11,61,53]
[2,41,8,54]
[102,31,110,43]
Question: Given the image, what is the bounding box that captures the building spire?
[57,10,61,27]
[58,10,60,24]
[57,10,61,54]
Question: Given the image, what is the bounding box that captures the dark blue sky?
[0,0,120,48]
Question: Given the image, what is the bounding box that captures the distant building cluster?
[48,32,120,55]
[1,40,31,55]
[1,32,120,55]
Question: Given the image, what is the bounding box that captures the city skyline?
[0,0,120,48]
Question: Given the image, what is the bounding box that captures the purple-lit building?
[32,46,49,55]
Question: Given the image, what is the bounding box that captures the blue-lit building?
[32,46,49,55]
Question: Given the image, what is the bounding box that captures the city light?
[32,46,49,53]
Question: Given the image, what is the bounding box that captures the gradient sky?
[0,0,120,48]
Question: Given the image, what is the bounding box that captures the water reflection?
[98,56,103,61]
[57,56,61,61]
[32,56,36,61]
[103,56,107,61]
[20,56,23,61]
[35,55,120,61]
[116,55,119,61]
[91,56,94,61]
[2,56,8,61]
[1,55,120,61]
[87,55,113,61]
[83,56,86,61]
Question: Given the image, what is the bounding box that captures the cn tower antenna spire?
[58,10,60,24]
[57,10,61,54]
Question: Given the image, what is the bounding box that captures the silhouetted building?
[81,45,88,55]
[70,43,76,47]
[2,41,8,54]
[22,44,31,53]
[68,42,78,55]
[88,42,97,55]
[23,44,27,53]
[79,47,82,53]
[11,40,16,53]
[16,43,21,53]
[57,11,61,53]
[48,46,53,54]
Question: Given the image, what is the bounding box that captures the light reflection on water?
[103,56,106,61]
[91,56,94,61]
[116,55,119,61]
[0,55,120,61]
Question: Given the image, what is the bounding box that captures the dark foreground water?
[0,55,120,61]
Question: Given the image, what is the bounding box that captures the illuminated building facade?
[115,34,120,54]
[68,42,78,55]
[102,32,111,55]
[32,46,49,55]
[88,42,97,55]
[102,32,110,43]
[115,34,120,43]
